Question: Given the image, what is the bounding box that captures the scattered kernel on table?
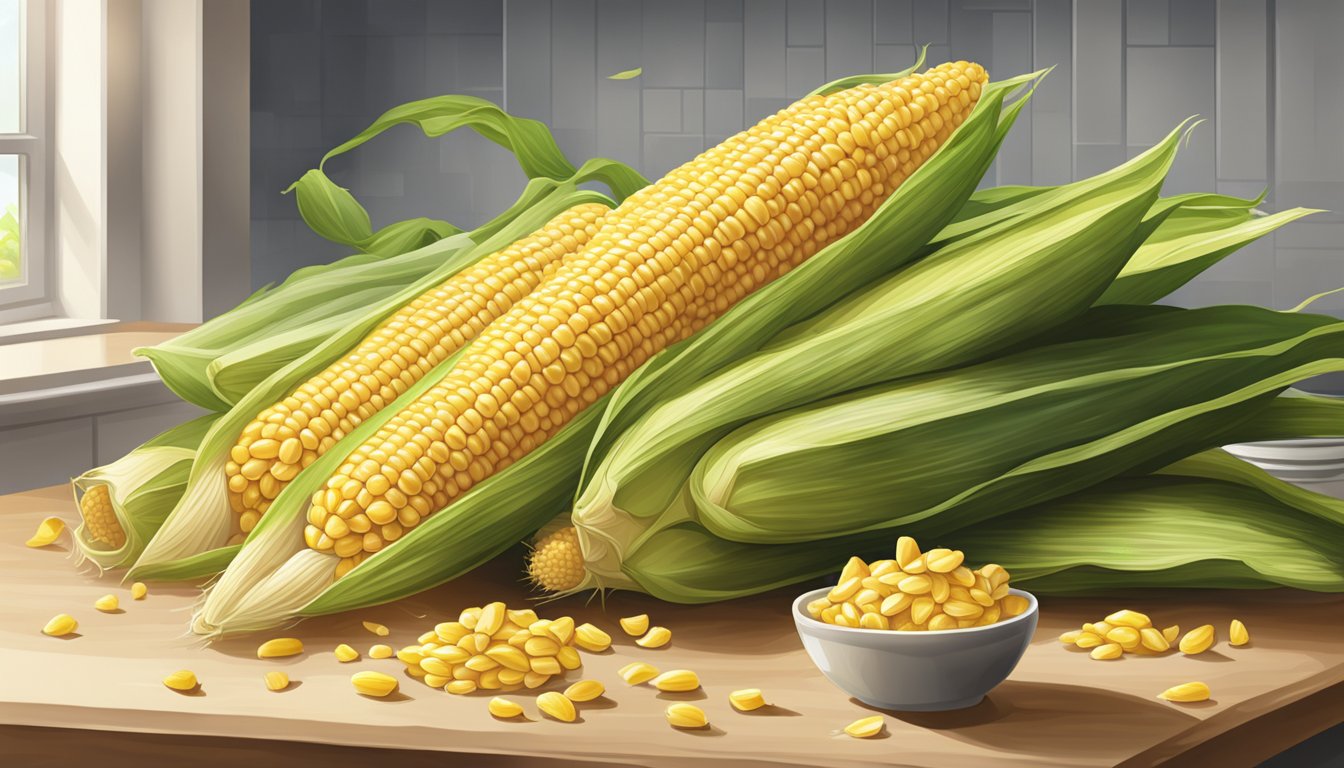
[362,620,389,637]
[636,626,672,648]
[574,622,612,652]
[351,671,398,697]
[1158,681,1211,703]
[26,516,65,547]
[844,715,885,738]
[42,614,77,636]
[651,669,700,692]
[729,689,767,711]
[564,679,605,702]
[489,697,524,718]
[1230,619,1249,646]
[334,643,360,662]
[264,671,290,692]
[131,582,148,600]
[393,602,583,693]
[257,638,304,658]
[369,643,393,659]
[537,691,577,722]
[94,594,119,612]
[665,703,708,729]
[810,536,1020,631]
[163,670,198,692]
[1180,625,1215,655]
[620,614,649,636]
[619,661,659,685]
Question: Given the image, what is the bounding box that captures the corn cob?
[301,61,987,575]
[223,203,609,548]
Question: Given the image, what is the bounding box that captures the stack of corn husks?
[69,57,1344,636]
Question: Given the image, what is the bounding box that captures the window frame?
[0,0,49,320]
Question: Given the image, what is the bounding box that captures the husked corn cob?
[78,486,125,548]
[222,204,610,547]
[307,61,987,574]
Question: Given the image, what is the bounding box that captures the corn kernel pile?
[1061,610,1248,662]
[394,602,584,695]
[806,536,1028,631]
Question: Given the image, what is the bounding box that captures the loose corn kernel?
[1105,609,1152,628]
[26,516,65,548]
[257,638,304,659]
[637,626,671,648]
[334,643,360,662]
[556,645,582,670]
[844,715,885,738]
[1090,643,1124,660]
[351,671,399,697]
[362,620,389,637]
[489,697,524,718]
[665,703,708,729]
[131,582,148,600]
[42,614,77,636]
[163,670,198,692]
[1059,630,1083,644]
[1162,625,1180,643]
[619,661,659,685]
[574,622,612,652]
[537,691,577,723]
[1139,627,1170,653]
[620,614,650,636]
[94,594,119,612]
[729,688,766,711]
[1229,619,1249,647]
[1179,625,1215,655]
[564,679,605,702]
[264,671,290,692]
[652,669,700,692]
[1158,681,1211,703]
[369,643,393,659]
[446,680,478,695]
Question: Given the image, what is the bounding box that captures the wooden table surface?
[1,484,1340,768]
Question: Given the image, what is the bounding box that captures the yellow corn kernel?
[42,614,77,637]
[529,656,562,676]
[523,671,552,689]
[928,613,957,632]
[665,703,708,729]
[163,670,198,692]
[1106,627,1141,650]
[537,691,577,722]
[573,622,612,652]
[895,536,921,569]
[828,576,862,602]
[368,643,393,659]
[334,643,360,662]
[619,661,659,685]
[1179,625,1215,655]
[489,696,524,718]
[1104,609,1151,629]
[651,669,700,692]
[839,556,870,583]
[361,620,389,637]
[1073,632,1104,649]
[1162,624,1180,643]
[859,612,889,630]
[1229,619,1249,647]
[1139,627,1170,653]
[485,644,531,672]
[351,670,399,697]
[26,516,65,547]
[729,689,766,711]
[446,679,478,695]
[476,602,506,636]
[1158,681,1211,703]
[1090,643,1124,660]
[131,582,148,600]
[256,638,304,659]
[1059,630,1083,644]
[564,679,605,702]
[637,626,671,648]
[524,635,562,658]
[94,594,119,612]
[556,645,582,671]
[844,715,885,738]
[419,657,453,677]
[924,548,964,573]
[620,614,649,636]
[264,671,290,692]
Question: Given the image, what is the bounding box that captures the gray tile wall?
[252,0,1344,314]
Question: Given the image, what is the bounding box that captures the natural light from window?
[0,0,21,284]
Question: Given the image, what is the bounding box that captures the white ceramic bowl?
[792,586,1038,712]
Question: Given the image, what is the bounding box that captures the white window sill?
[0,316,120,344]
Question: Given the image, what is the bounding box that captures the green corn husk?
[186,68,1034,634]
[571,305,1344,602]
[72,413,221,571]
[130,160,639,583]
[570,118,1191,586]
[951,455,1344,593]
[140,96,648,411]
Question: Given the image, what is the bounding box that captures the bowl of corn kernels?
[792,535,1037,712]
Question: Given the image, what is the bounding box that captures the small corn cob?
[222,204,610,549]
[300,62,987,575]
[79,487,123,548]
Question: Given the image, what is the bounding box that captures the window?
[0,0,45,318]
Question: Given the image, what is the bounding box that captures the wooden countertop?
[1,484,1341,767]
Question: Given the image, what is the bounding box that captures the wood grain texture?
[1,485,1340,767]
